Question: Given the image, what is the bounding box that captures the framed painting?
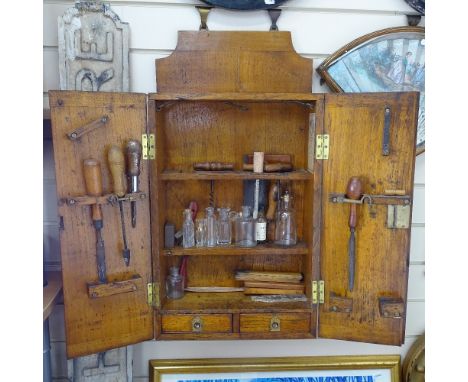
[317,26,425,155]
[150,355,400,382]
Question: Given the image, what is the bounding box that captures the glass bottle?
[255,210,267,244]
[182,209,195,248]
[217,207,232,245]
[195,218,207,247]
[205,207,218,247]
[274,191,297,246]
[235,205,257,247]
[165,266,184,299]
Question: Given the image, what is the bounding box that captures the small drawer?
[240,313,310,334]
[161,314,232,334]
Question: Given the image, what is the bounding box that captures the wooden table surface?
[43,271,63,321]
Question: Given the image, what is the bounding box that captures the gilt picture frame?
[317,26,425,156]
[150,355,400,382]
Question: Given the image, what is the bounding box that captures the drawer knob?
[192,317,203,332]
[270,316,281,332]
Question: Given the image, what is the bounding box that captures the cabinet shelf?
[163,241,308,256]
[161,170,313,181]
[161,292,312,313]
[149,92,322,103]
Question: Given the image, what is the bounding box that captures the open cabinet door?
[318,92,419,345]
[49,91,153,358]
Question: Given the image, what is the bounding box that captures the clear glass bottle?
[235,205,257,247]
[255,210,267,244]
[182,208,195,248]
[195,218,207,247]
[205,206,218,247]
[217,207,232,245]
[165,266,184,299]
[274,191,297,246]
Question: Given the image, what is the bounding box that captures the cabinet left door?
[49,91,154,358]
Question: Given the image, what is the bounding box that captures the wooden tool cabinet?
[49,31,419,358]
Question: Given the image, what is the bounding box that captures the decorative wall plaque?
[58,1,129,91]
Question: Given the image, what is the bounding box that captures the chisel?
[346,177,362,291]
[126,140,142,228]
[83,159,107,283]
[108,146,131,266]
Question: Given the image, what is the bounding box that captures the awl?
[126,140,142,228]
[346,177,362,291]
[83,159,107,283]
[108,146,131,266]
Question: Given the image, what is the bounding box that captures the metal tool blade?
[348,229,355,291]
[96,229,107,283]
[119,201,131,266]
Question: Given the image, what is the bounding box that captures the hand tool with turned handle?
[126,140,142,228]
[83,159,107,283]
[346,177,362,291]
[108,146,131,266]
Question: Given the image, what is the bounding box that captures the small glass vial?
[205,207,218,247]
[255,210,267,244]
[165,266,184,299]
[235,205,257,247]
[182,209,195,248]
[217,207,232,245]
[274,191,297,246]
[195,218,207,247]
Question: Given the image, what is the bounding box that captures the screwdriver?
[83,159,107,283]
[108,146,131,266]
[126,140,142,228]
[346,177,362,292]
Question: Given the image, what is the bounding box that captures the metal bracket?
[407,15,422,26]
[329,193,411,206]
[142,134,155,160]
[192,316,203,332]
[147,283,159,307]
[196,6,212,30]
[268,9,282,31]
[312,280,324,304]
[387,205,411,229]
[67,115,108,141]
[315,134,330,160]
[270,316,281,332]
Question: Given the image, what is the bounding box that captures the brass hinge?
[142,134,156,160]
[147,283,160,307]
[312,280,325,304]
[315,134,330,160]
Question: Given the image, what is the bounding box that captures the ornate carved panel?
[58,1,129,92]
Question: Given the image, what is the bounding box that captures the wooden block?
[235,271,303,283]
[87,275,142,299]
[244,281,304,291]
[244,287,304,295]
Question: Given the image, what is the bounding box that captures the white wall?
[43,1,425,380]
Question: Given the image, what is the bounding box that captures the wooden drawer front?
[240,313,310,334]
[161,314,232,334]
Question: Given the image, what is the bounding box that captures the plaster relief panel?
[58,1,129,91]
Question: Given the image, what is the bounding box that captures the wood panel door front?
[318,92,419,345]
[49,91,153,358]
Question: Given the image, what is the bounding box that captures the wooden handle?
[83,159,103,221]
[264,163,292,172]
[266,182,278,220]
[126,140,142,177]
[108,146,127,197]
[346,177,362,229]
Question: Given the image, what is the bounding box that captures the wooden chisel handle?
[346,177,362,229]
[83,159,103,222]
[126,140,142,178]
[108,146,127,198]
[266,182,279,221]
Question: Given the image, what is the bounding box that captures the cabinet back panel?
[156,103,310,171]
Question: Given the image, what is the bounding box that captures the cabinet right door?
[318,92,419,345]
